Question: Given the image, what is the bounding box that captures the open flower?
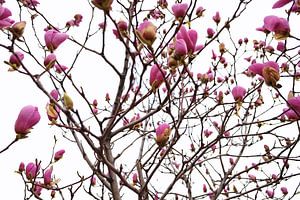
[171,3,188,20]
[0,6,14,29]
[136,20,157,46]
[248,61,280,86]
[44,30,69,52]
[149,64,166,91]
[155,123,171,147]
[15,105,41,136]
[174,39,188,57]
[176,26,202,55]
[257,15,290,40]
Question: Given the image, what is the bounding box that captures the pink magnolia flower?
[44,30,69,52]
[132,173,138,185]
[207,28,215,38]
[25,162,40,180]
[15,105,41,135]
[171,3,188,20]
[18,162,25,172]
[92,0,113,11]
[273,0,300,9]
[66,14,83,27]
[196,6,205,17]
[0,6,14,29]
[149,64,166,90]
[136,20,157,46]
[174,39,188,57]
[155,123,171,147]
[33,182,42,196]
[281,186,288,195]
[21,0,39,8]
[287,96,300,115]
[50,89,59,101]
[91,176,96,186]
[266,189,274,198]
[44,166,53,186]
[54,149,65,161]
[248,174,256,182]
[277,41,285,52]
[257,15,290,40]
[44,53,56,69]
[282,108,299,120]
[54,64,68,73]
[212,11,221,24]
[232,86,246,101]
[8,51,24,70]
[176,26,202,55]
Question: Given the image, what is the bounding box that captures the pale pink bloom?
[9,51,24,68]
[15,105,41,135]
[25,162,39,180]
[174,39,188,56]
[54,64,68,73]
[44,53,56,69]
[54,149,65,161]
[212,11,221,24]
[44,30,69,52]
[136,20,157,46]
[158,0,168,8]
[176,26,202,54]
[281,186,288,195]
[149,64,166,90]
[248,174,256,182]
[155,123,171,146]
[44,166,53,185]
[171,3,188,20]
[266,189,274,198]
[282,108,299,120]
[232,86,246,101]
[98,22,106,29]
[0,6,14,29]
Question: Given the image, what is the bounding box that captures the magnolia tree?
[1,0,300,199]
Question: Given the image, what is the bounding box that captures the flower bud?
[10,21,26,38]
[63,93,73,110]
[155,123,171,147]
[54,149,65,161]
[262,66,280,87]
[15,105,41,136]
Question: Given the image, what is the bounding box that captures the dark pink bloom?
[54,149,65,161]
[117,20,128,32]
[91,176,96,186]
[50,89,59,101]
[258,15,290,40]
[44,53,56,69]
[287,96,300,115]
[66,14,82,27]
[277,41,285,52]
[15,105,41,135]
[25,162,39,180]
[203,184,207,192]
[21,0,39,8]
[213,11,221,24]
[266,189,274,198]
[0,6,14,29]
[232,86,246,101]
[9,52,24,69]
[155,123,171,146]
[273,0,300,9]
[149,64,166,90]
[171,3,188,20]
[158,0,168,8]
[44,166,53,185]
[196,6,205,17]
[176,26,202,54]
[44,30,69,52]
[281,187,288,195]
[33,182,42,196]
[248,174,256,182]
[281,108,298,120]
[207,28,215,38]
[18,162,25,172]
[132,173,138,185]
[248,61,279,77]
[174,39,188,56]
[136,20,157,46]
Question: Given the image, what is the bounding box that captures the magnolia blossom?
[136,20,157,46]
[15,105,41,135]
[21,0,39,8]
[44,166,53,186]
[196,6,205,17]
[257,15,290,40]
[8,51,24,70]
[266,189,274,198]
[171,3,188,20]
[281,187,288,195]
[25,162,39,180]
[248,61,280,86]
[155,123,171,147]
[66,14,83,27]
[174,39,188,57]
[44,53,56,69]
[176,26,202,55]
[0,6,14,29]
[149,64,166,90]
[287,96,300,115]
[10,21,26,38]
[273,0,300,9]
[44,30,69,52]
[54,149,65,161]
[212,11,221,24]
[232,86,246,101]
